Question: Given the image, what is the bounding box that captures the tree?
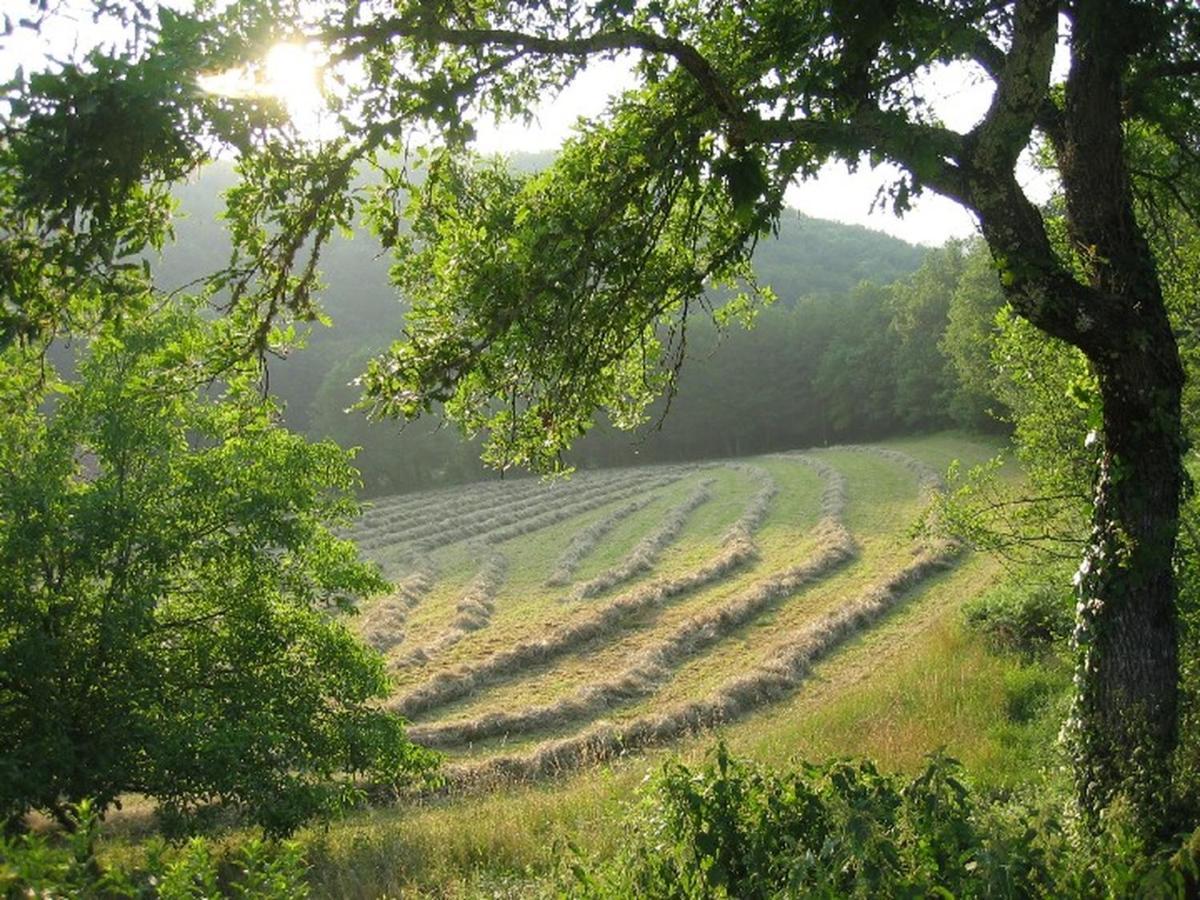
[5,0,1199,827]
[0,306,437,835]
[939,238,1009,430]
[887,242,966,430]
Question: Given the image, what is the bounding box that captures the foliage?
[887,242,966,430]
[294,245,993,491]
[153,159,928,494]
[938,240,1009,430]
[572,744,1058,899]
[963,577,1073,657]
[1174,488,1200,812]
[358,130,771,473]
[7,0,1200,827]
[572,743,1200,899]
[0,306,438,836]
[0,800,309,898]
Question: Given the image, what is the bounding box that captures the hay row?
[784,453,850,520]
[835,444,946,494]
[443,537,961,787]
[353,464,694,547]
[353,473,633,550]
[473,472,684,549]
[544,492,663,588]
[360,469,691,553]
[390,457,838,720]
[350,476,549,539]
[356,479,513,525]
[353,466,647,531]
[356,568,437,653]
[717,464,778,546]
[388,535,757,719]
[391,549,509,670]
[351,468,628,543]
[573,477,717,600]
[408,457,839,748]
[409,519,856,750]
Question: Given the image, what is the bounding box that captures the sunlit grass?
[96,433,1066,899]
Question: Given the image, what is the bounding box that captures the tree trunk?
[956,0,1188,827]
[1071,336,1184,822]
[1057,0,1186,825]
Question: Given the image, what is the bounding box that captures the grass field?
[100,432,1070,897]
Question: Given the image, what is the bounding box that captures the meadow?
[284,432,1067,896]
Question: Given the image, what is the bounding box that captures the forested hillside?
[160,160,958,495]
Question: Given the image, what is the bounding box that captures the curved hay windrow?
[401,469,690,553]
[443,538,960,788]
[389,467,790,720]
[572,477,717,600]
[719,463,780,545]
[360,445,958,793]
[388,536,759,719]
[357,567,437,653]
[409,460,837,749]
[408,520,855,749]
[835,445,946,495]
[393,548,509,669]
[545,492,663,587]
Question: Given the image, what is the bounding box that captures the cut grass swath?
[408,522,855,749]
[573,477,717,600]
[443,539,960,787]
[393,549,509,669]
[357,567,437,653]
[389,467,792,719]
[545,493,662,588]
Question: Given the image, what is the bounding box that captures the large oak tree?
[5,0,1198,825]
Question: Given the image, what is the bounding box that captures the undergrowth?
[1,801,308,898]
[568,743,1200,899]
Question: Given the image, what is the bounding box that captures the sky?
[2,3,1061,248]
[471,56,993,247]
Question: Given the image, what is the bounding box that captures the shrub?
[0,309,438,836]
[571,744,1200,898]
[572,744,1056,899]
[0,802,310,898]
[963,580,1072,656]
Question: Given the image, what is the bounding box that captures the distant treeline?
[569,238,1008,468]
[160,160,1010,496]
[281,238,1007,494]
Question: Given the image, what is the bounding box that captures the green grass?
[402,449,924,732]
[293,591,1067,898]
[95,432,1077,898]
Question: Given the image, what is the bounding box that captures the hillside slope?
[292,432,1065,897]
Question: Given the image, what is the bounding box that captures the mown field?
[344,437,960,778]
[98,432,1066,897]
[281,432,1064,897]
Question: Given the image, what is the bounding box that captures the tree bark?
[964,0,1187,824]
[1059,0,1185,823]
[1072,334,1183,820]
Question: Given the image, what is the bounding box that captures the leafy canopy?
[4,2,1197,471]
[6,0,1200,825]
[0,306,438,835]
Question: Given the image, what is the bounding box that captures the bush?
[0,801,309,898]
[572,744,1055,899]
[0,309,438,835]
[571,744,1200,899]
[963,580,1072,656]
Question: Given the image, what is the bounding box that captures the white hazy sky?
[3,4,1060,248]
[472,54,1060,247]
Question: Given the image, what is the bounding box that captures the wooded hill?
[158,160,1007,496]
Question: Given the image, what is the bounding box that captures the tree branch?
[966,0,1059,173]
[329,17,752,141]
